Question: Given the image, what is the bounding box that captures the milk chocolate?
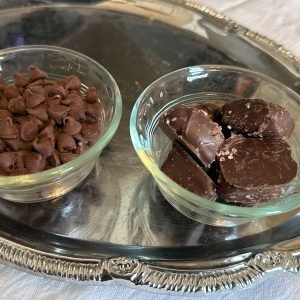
[217,135,297,205]
[161,143,217,199]
[221,99,294,139]
[161,105,224,167]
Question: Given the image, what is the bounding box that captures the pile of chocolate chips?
[0,65,103,175]
[160,99,297,206]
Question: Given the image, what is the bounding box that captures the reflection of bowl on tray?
[130,65,300,227]
[0,45,122,202]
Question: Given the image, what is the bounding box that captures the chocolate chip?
[68,103,86,121]
[65,75,81,91]
[38,123,55,144]
[0,66,103,175]
[8,96,26,115]
[59,152,79,163]
[33,136,54,157]
[0,110,12,119]
[0,92,8,109]
[44,84,66,99]
[61,93,83,105]
[46,96,61,106]
[11,168,30,175]
[82,122,101,142]
[76,141,89,154]
[47,150,61,167]
[0,117,18,139]
[14,150,30,169]
[5,138,32,151]
[0,140,6,152]
[19,120,39,142]
[26,103,48,122]
[27,79,55,88]
[56,79,66,88]
[0,152,17,172]
[63,116,82,135]
[28,65,48,81]
[84,87,99,103]
[24,152,46,173]
[24,85,45,108]
[14,73,28,87]
[4,85,20,99]
[4,138,21,151]
[85,101,103,121]
[56,133,76,152]
[48,104,70,124]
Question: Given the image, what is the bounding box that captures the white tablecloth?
[1,1,300,299]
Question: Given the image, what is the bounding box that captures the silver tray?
[0,0,300,295]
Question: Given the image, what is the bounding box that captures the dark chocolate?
[161,105,224,167]
[217,135,297,205]
[221,99,294,139]
[161,143,217,199]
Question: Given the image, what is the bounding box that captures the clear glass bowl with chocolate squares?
[0,45,122,202]
[130,65,300,226]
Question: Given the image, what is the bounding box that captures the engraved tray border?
[0,0,300,294]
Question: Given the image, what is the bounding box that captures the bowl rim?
[0,45,122,186]
[130,64,300,218]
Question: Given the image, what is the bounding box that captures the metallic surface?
[0,0,300,294]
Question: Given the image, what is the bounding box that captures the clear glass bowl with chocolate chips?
[130,65,300,226]
[0,45,121,202]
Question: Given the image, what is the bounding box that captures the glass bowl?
[130,65,300,227]
[0,45,122,202]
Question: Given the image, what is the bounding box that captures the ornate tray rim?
[1,0,300,294]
